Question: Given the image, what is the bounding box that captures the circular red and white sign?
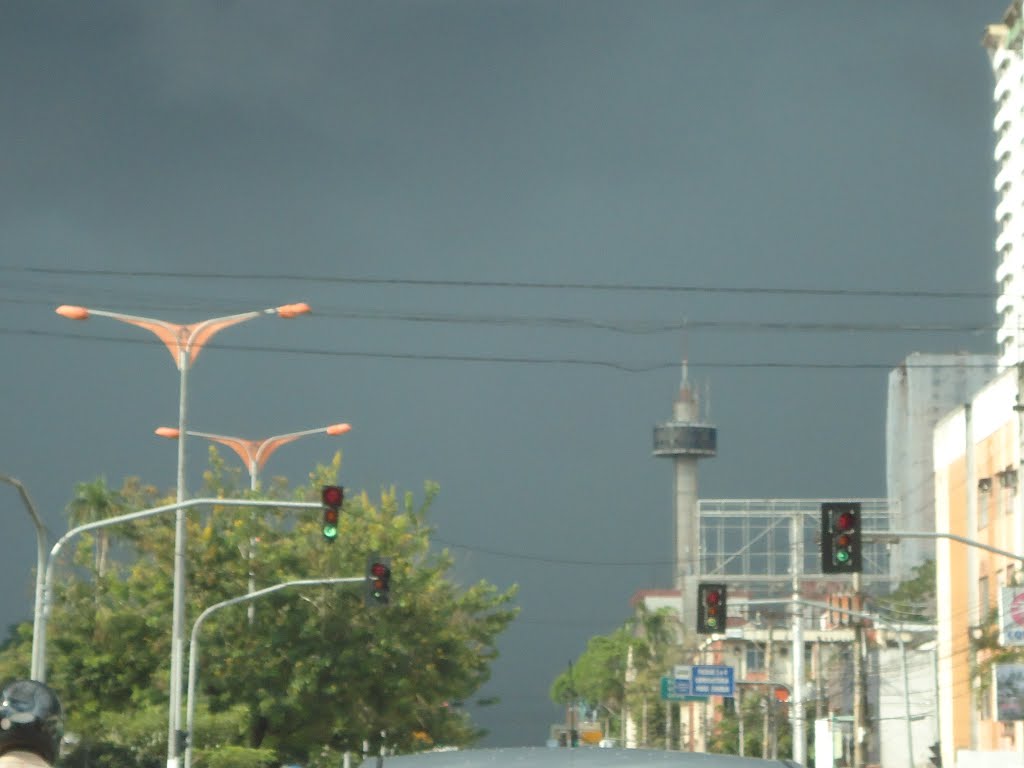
[1010,591,1024,627]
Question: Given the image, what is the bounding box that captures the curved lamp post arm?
[36,498,321,685]
[55,303,311,369]
[0,475,48,681]
[184,577,364,768]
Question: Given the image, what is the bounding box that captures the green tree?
[0,450,518,767]
[708,691,791,758]
[550,605,681,746]
[873,558,936,624]
[66,476,126,576]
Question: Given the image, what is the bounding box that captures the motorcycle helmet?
[0,680,64,763]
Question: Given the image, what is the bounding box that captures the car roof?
[382,747,800,768]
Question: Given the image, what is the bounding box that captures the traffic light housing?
[697,582,727,634]
[821,501,862,574]
[321,485,344,543]
[366,554,392,606]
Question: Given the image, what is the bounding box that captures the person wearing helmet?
[0,681,63,768]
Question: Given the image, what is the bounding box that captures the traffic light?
[321,485,344,543]
[697,582,727,634]
[821,502,862,574]
[366,554,392,606]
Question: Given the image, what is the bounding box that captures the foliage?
[973,605,1024,696]
[549,605,681,746]
[708,693,791,759]
[0,449,518,767]
[872,558,936,624]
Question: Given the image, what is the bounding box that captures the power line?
[0,265,997,300]
[0,328,999,372]
[0,296,996,335]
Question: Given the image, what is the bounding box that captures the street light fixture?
[154,423,352,622]
[55,301,310,768]
[153,423,352,492]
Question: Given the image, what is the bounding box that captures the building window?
[979,479,991,529]
[746,644,765,671]
[1000,467,1018,492]
[980,575,991,622]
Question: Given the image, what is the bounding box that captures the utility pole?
[790,514,806,766]
[966,402,979,751]
[852,571,864,768]
[763,621,773,760]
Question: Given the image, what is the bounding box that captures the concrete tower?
[652,361,717,628]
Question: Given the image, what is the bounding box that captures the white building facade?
[985,3,1024,371]
[886,353,996,575]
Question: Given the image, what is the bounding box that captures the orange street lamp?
[155,422,352,625]
[55,301,310,767]
[154,423,352,491]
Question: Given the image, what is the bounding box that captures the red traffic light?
[321,485,344,508]
[697,583,727,634]
[321,485,344,543]
[366,556,392,606]
[821,502,862,573]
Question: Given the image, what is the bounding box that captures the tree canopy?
[0,449,518,767]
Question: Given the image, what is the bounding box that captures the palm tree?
[66,476,124,577]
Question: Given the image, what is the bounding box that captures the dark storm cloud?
[0,0,1009,745]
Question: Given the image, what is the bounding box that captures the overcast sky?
[0,1,1010,746]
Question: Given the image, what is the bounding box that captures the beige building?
[934,367,1024,768]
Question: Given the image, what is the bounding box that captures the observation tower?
[652,361,717,627]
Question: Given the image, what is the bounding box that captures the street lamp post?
[154,423,352,621]
[0,474,48,681]
[56,302,310,768]
[36,497,322,686]
[184,577,364,768]
[153,423,352,492]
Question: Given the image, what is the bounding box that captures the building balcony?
[995,155,1016,192]
[996,221,1016,255]
[996,288,1015,315]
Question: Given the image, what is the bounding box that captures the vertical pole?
[247,467,257,626]
[815,639,824,721]
[0,477,49,682]
[853,571,864,768]
[169,353,189,768]
[932,640,942,764]
[665,702,672,750]
[966,403,979,751]
[738,687,745,757]
[791,514,806,765]
[763,623,773,760]
[898,627,914,768]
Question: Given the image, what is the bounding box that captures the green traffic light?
[835,549,850,563]
[323,524,338,540]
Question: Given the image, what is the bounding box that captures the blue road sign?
[691,665,735,697]
[660,676,707,702]
[660,676,688,700]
